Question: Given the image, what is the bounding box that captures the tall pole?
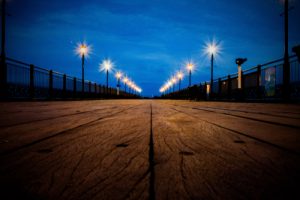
[1,0,7,96]
[189,70,191,87]
[1,0,6,59]
[210,54,214,98]
[106,69,109,95]
[82,54,84,94]
[283,0,290,101]
[179,79,181,91]
[117,78,120,96]
[125,83,127,93]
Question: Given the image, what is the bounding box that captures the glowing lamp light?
[186,62,194,87]
[79,45,87,55]
[207,44,217,55]
[99,59,114,72]
[123,77,129,83]
[177,72,183,80]
[171,77,177,84]
[99,59,114,94]
[76,42,90,58]
[75,41,91,94]
[204,38,221,98]
[187,63,194,71]
[115,71,122,79]
[128,80,133,87]
[204,39,220,57]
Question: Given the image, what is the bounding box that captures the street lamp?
[127,80,133,94]
[0,0,7,94]
[123,76,129,93]
[186,62,194,87]
[137,88,142,94]
[76,42,90,94]
[161,86,167,95]
[1,0,6,60]
[159,87,164,94]
[282,0,291,100]
[177,71,183,91]
[115,71,122,96]
[171,76,177,93]
[205,41,219,98]
[99,59,114,95]
[167,80,173,94]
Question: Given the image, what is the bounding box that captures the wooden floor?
[1,100,300,199]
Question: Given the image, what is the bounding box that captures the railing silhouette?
[162,55,300,101]
[0,57,139,99]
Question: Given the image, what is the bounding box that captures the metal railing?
[0,57,139,100]
[163,55,300,101]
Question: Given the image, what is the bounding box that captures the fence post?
[227,75,231,99]
[63,74,66,98]
[49,70,53,99]
[73,77,77,97]
[94,83,97,95]
[29,64,34,99]
[256,65,262,99]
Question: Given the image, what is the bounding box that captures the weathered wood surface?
[1,100,300,199]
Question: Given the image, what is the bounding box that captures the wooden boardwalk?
[1,100,300,199]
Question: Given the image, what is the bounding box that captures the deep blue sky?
[4,0,300,97]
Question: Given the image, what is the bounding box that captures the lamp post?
[283,0,290,101]
[186,63,194,87]
[128,80,131,94]
[82,53,85,94]
[1,0,6,60]
[115,71,122,96]
[99,59,113,95]
[76,43,89,94]
[106,69,108,93]
[128,80,133,95]
[123,77,128,93]
[0,0,7,96]
[171,77,176,93]
[177,71,183,91]
[168,80,172,94]
[206,42,219,99]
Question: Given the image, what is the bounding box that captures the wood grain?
[1,100,300,199]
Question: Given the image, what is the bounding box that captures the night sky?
[4,0,300,97]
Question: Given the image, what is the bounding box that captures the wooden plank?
[0,101,150,199]
[152,101,300,199]
[0,100,300,199]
